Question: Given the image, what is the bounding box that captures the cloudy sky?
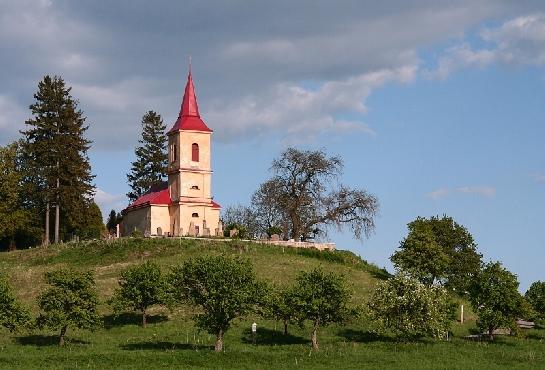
[1,0,544,290]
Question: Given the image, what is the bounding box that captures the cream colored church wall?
[150,205,170,236]
[179,204,220,236]
[179,172,210,200]
[179,131,211,170]
[122,207,150,236]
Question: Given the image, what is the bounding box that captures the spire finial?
[189,56,192,75]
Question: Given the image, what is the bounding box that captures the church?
[121,68,222,237]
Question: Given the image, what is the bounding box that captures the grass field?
[0,238,543,369]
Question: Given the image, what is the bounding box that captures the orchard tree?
[390,223,449,286]
[290,268,353,350]
[469,262,523,339]
[253,148,378,241]
[127,111,167,202]
[37,269,101,346]
[170,255,264,352]
[0,142,30,250]
[391,216,482,292]
[21,75,95,244]
[525,281,545,319]
[110,262,168,327]
[0,276,31,331]
[265,285,301,336]
[368,273,455,339]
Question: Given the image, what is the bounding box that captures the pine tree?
[126,111,167,202]
[21,75,95,244]
[106,210,118,234]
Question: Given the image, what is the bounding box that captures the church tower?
[166,67,221,236]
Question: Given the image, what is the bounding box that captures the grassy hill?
[0,238,543,369]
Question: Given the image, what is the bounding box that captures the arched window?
[192,212,199,218]
[192,143,199,162]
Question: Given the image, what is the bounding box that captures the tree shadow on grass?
[16,335,90,346]
[338,329,397,343]
[240,327,308,346]
[120,341,212,351]
[103,312,169,329]
[526,332,545,341]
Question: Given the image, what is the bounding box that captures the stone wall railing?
[257,240,336,251]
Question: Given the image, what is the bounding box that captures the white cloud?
[208,65,416,142]
[456,186,496,197]
[94,188,126,218]
[427,13,545,79]
[2,1,545,147]
[425,44,496,80]
[427,188,449,200]
[428,186,497,199]
[532,173,545,182]
[72,78,167,113]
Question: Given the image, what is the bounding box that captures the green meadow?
[0,238,543,369]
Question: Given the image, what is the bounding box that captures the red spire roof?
[168,68,212,134]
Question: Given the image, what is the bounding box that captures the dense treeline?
[0,76,103,250]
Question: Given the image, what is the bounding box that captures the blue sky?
[1,1,544,291]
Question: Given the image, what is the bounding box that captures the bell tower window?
[192,143,199,162]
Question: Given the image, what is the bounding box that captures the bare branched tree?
[252,148,379,241]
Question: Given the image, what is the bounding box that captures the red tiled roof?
[126,188,171,210]
[168,69,212,134]
[211,200,221,209]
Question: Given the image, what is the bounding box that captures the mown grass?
[0,238,543,369]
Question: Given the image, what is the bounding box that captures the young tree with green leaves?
[36,269,101,346]
[264,285,301,336]
[127,111,167,202]
[170,255,264,352]
[0,142,30,250]
[525,281,545,319]
[469,261,523,339]
[390,223,449,286]
[290,268,353,350]
[0,276,31,332]
[391,216,482,292]
[21,75,95,244]
[110,261,167,327]
[368,273,455,339]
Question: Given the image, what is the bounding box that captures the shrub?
[368,273,455,339]
[0,276,30,331]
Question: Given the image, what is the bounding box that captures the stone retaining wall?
[257,240,336,251]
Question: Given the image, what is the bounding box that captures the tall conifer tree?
[21,75,95,244]
[0,143,30,250]
[126,111,167,202]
